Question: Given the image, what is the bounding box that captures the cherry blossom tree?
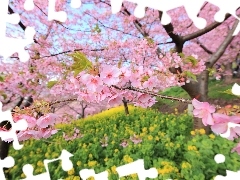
[1,0,240,159]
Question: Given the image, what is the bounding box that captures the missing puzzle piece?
[214,154,240,180]
[110,0,207,29]
[0,27,36,62]
[110,0,240,31]
[0,156,15,180]
[0,0,36,62]
[20,149,73,180]
[116,159,158,180]
[0,102,28,150]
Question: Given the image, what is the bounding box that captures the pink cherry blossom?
[17,131,33,141]
[108,94,123,107]
[211,113,240,140]
[100,66,121,86]
[81,74,103,92]
[41,129,58,139]
[130,134,142,144]
[142,76,158,91]
[36,113,58,128]
[120,140,129,148]
[19,115,36,128]
[192,98,216,126]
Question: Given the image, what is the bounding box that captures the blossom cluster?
[192,83,240,155]
[50,52,205,110]
[12,113,58,141]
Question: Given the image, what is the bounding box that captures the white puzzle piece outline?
[0,156,15,180]
[110,0,240,35]
[21,149,73,180]
[0,102,28,150]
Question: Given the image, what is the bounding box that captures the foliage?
[47,81,58,89]
[7,107,240,180]
[69,52,93,77]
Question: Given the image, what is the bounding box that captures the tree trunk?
[224,62,233,84]
[122,97,129,115]
[182,69,211,134]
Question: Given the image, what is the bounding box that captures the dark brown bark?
[122,97,129,115]
[80,102,87,119]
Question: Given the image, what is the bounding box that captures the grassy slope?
[152,79,239,112]
[7,106,240,180]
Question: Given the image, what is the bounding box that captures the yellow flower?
[155,136,160,141]
[181,162,191,169]
[190,131,195,135]
[148,135,153,140]
[77,161,81,166]
[123,155,133,163]
[104,157,108,162]
[199,129,205,135]
[114,149,119,153]
[89,154,93,158]
[83,143,87,148]
[68,168,75,175]
[21,173,26,178]
[111,166,118,174]
[88,161,97,167]
[73,176,80,180]
[149,126,155,132]
[131,174,138,178]
[142,127,147,132]
[209,134,215,139]
[188,145,197,151]
[37,161,44,167]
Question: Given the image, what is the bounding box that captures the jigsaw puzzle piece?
[116,159,158,180]
[21,149,73,180]
[0,0,36,62]
[110,0,207,28]
[79,169,108,180]
[0,103,28,150]
[70,0,81,8]
[0,26,36,62]
[214,170,240,180]
[57,149,74,171]
[207,0,240,22]
[48,0,67,22]
[0,156,15,180]
[183,0,207,29]
[0,0,20,38]
[24,0,35,11]
[207,0,240,36]
[21,164,51,180]
[213,154,240,180]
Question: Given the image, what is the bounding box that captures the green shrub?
[7,106,240,180]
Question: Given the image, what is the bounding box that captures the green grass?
[152,79,238,110]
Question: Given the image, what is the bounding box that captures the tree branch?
[8,5,39,44]
[158,11,184,52]
[196,40,213,54]
[208,19,239,67]
[183,14,231,42]
[38,48,105,59]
